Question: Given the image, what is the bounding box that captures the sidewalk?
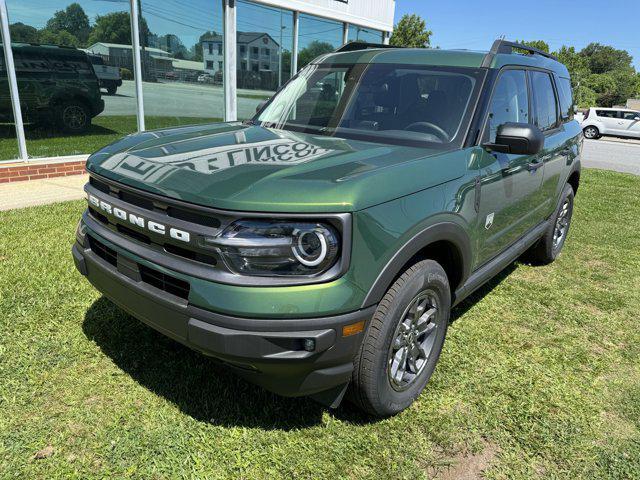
[0,173,87,211]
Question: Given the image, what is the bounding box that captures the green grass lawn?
[1,170,639,479]
[0,115,222,161]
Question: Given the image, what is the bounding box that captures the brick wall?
[0,161,86,184]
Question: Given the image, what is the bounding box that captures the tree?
[298,41,335,69]
[514,39,550,53]
[9,22,39,43]
[87,11,150,47]
[45,3,90,45]
[580,43,633,74]
[389,14,431,48]
[38,29,80,47]
[555,46,592,108]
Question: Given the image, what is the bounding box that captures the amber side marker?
[342,320,366,337]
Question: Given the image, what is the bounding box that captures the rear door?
[595,109,620,134]
[529,70,569,220]
[474,68,546,266]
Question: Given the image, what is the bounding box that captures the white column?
[0,0,27,160]
[291,11,299,75]
[342,22,349,46]
[222,0,237,122]
[129,0,145,131]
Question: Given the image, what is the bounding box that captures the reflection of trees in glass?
[88,12,150,47]
[45,3,91,44]
[298,41,335,70]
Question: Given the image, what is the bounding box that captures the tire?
[56,100,91,133]
[583,126,600,139]
[350,259,451,417]
[106,84,117,95]
[525,183,574,265]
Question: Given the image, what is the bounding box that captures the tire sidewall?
[547,184,575,260]
[369,261,451,414]
[583,126,599,139]
[57,101,90,133]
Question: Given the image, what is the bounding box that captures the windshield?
[254,63,484,148]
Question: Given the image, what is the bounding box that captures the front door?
[474,68,546,267]
[617,110,640,138]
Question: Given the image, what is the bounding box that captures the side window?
[596,110,618,118]
[621,111,640,120]
[555,76,574,121]
[487,69,529,143]
[530,71,558,132]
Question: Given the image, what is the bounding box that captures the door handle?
[527,160,544,172]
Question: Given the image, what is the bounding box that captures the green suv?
[0,43,104,132]
[72,40,582,417]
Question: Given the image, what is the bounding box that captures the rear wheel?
[106,84,117,95]
[583,126,600,139]
[56,100,91,133]
[525,183,574,265]
[350,260,450,417]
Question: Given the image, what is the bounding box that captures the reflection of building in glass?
[202,32,280,90]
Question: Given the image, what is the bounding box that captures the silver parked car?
[581,107,640,140]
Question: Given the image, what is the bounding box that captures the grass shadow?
[82,297,327,430]
[81,262,521,429]
[450,262,518,323]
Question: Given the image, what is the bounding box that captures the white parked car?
[581,107,640,140]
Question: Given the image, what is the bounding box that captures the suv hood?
[87,122,466,213]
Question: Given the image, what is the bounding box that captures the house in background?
[202,32,280,89]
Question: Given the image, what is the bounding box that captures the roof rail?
[334,41,399,53]
[481,39,558,68]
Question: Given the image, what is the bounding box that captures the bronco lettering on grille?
[88,194,191,243]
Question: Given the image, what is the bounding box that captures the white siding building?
[202,32,280,76]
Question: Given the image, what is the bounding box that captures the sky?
[7,0,640,69]
[394,0,640,69]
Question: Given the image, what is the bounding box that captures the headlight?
[209,220,340,277]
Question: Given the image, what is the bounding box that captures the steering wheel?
[404,122,450,143]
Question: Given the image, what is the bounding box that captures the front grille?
[88,235,117,267]
[88,235,191,300]
[139,264,190,300]
[90,175,222,228]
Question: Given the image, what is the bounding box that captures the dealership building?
[0,0,395,171]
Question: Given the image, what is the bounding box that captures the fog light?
[303,338,316,352]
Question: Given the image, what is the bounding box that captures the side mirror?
[633,116,640,121]
[483,122,545,155]
[255,99,269,113]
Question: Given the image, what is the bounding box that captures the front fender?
[360,219,472,308]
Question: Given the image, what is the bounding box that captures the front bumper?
[72,241,374,400]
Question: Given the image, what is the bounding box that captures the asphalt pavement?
[582,138,640,175]
[102,80,272,119]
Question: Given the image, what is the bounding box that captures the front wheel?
[106,84,117,95]
[583,126,600,139]
[350,260,450,417]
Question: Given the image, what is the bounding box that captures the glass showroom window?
[297,14,343,71]
[348,24,384,44]
[0,46,19,161]
[139,0,224,128]
[236,0,293,120]
[5,0,138,158]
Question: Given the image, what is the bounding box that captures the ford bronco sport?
[0,43,104,132]
[72,40,582,417]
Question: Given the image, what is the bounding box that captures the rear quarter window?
[555,76,574,121]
